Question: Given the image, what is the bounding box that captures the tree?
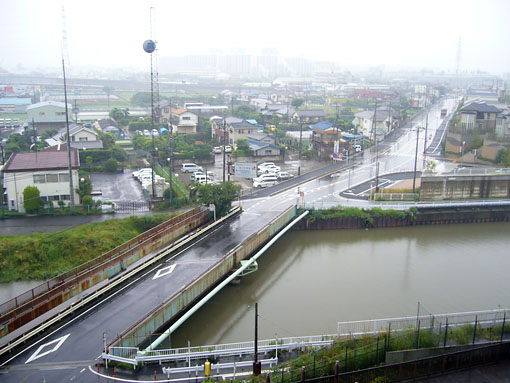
[23,186,41,213]
[193,182,241,217]
[104,158,118,173]
[99,132,116,150]
[78,177,92,202]
[233,138,253,157]
[291,98,304,109]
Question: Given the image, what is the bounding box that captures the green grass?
[0,213,178,282]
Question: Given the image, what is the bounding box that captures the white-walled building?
[3,150,80,212]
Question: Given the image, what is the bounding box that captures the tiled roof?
[461,102,501,114]
[172,108,188,115]
[3,150,79,172]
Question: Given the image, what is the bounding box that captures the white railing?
[104,334,337,365]
[161,358,278,377]
[337,309,510,336]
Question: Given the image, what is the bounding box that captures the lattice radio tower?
[150,7,161,124]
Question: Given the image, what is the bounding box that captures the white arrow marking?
[153,264,176,280]
[25,333,71,364]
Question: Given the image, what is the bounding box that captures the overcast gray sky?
[1,0,509,74]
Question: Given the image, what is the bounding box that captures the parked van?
[194,174,213,184]
[253,176,278,188]
[181,163,203,173]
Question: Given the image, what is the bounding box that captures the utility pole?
[298,120,303,176]
[32,118,37,152]
[412,127,420,193]
[62,58,75,210]
[252,302,261,375]
[222,119,227,183]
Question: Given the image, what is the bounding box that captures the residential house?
[310,121,348,160]
[47,124,103,150]
[354,106,398,141]
[212,117,260,147]
[261,104,295,121]
[496,110,510,139]
[292,110,327,124]
[459,102,500,133]
[246,133,280,157]
[171,108,198,134]
[2,150,80,212]
[26,101,73,134]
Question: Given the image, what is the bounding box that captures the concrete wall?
[420,174,510,200]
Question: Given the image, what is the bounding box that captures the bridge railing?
[105,334,338,365]
[337,309,510,336]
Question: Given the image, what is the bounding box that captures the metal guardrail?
[162,358,278,377]
[337,309,510,336]
[104,335,337,366]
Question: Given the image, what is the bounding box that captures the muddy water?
[171,222,510,347]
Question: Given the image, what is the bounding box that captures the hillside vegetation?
[0,213,177,282]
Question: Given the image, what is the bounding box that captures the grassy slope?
[0,213,176,282]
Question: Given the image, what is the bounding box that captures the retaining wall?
[292,205,510,231]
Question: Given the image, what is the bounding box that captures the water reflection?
[172,222,510,348]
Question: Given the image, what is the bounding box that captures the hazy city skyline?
[1,0,509,75]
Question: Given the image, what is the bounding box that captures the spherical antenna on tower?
[143,40,156,54]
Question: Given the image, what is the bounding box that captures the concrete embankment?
[292,204,510,231]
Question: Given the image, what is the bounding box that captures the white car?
[212,147,222,154]
[253,174,278,183]
[253,177,278,188]
[276,171,293,180]
[181,163,203,173]
[224,145,232,153]
[191,171,215,181]
[132,168,151,178]
[257,165,280,175]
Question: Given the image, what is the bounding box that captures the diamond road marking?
[153,264,176,280]
[26,333,71,364]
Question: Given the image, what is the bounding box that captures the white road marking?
[152,264,176,280]
[25,334,71,364]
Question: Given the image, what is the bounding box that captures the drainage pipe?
[143,208,310,352]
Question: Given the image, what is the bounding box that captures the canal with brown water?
[171,222,510,348]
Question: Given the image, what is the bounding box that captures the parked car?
[181,163,203,173]
[253,173,278,183]
[253,177,278,188]
[257,165,280,176]
[191,171,215,181]
[143,129,151,137]
[212,146,222,154]
[194,174,214,184]
[354,144,362,153]
[224,145,232,153]
[132,168,151,178]
[276,171,293,180]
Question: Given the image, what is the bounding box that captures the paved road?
[0,208,286,382]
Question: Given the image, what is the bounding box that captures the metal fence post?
[501,312,506,342]
[334,361,339,383]
[375,336,380,364]
[344,347,348,372]
[473,316,478,344]
[444,319,449,347]
[301,366,305,383]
